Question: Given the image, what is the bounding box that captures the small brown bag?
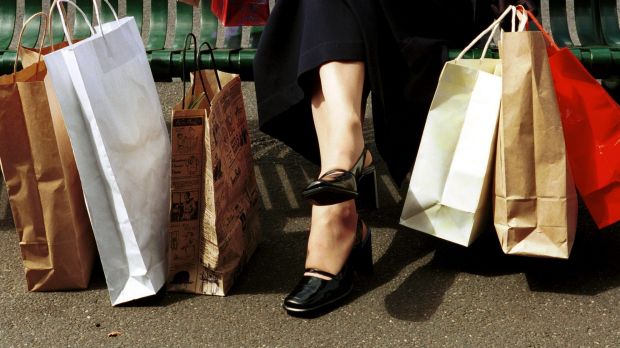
[19,41,72,68]
[0,13,96,290]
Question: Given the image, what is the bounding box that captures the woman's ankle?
[312,202,358,231]
[318,122,365,175]
[305,202,359,275]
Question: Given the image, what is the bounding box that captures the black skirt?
[254,0,493,185]
[254,0,367,169]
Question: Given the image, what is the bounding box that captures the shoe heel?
[356,167,378,212]
[352,229,373,276]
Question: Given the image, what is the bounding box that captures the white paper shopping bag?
[399,7,516,246]
[43,1,170,305]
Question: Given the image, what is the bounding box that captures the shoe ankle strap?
[304,268,337,279]
[350,147,368,177]
[318,147,369,181]
[318,168,353,180]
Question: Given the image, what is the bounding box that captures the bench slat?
[574,0,605,45]
[249,26,263,48]
[125,0,145,34]
[171,1,194,50]
[0,1,16,51]
[599,0,620,46]
[200,0,218,46]
[146,0,168,51]
[0,51,17,74]
[549,1,575,47]
[51,3,67,44]
[223,27,242,48]
[22,0,42,48]
[101,0,119,24]
[73,0,94,40]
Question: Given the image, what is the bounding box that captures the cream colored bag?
[399,8,516,246]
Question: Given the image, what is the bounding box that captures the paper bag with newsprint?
[168,69,260,296]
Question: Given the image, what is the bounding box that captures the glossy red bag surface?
[211,0,269,27]
[529,12,620,228]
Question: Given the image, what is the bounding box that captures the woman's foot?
[285,60,373,314]
[283,201,371,314]
[305,201,361,279]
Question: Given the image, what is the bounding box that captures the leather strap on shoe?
[317,147,369,182]
[318,169,353,181]
[304,268,337,279]
[355,218,364,245]
[350,147,368,179]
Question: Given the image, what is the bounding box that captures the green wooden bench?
[0,0,618,91]
[0,0,261,80]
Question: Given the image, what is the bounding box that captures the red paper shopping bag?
[211,0,269,27]
[528,12,620,228]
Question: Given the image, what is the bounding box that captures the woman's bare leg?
[305,61,369,277]
[312,61,366,174]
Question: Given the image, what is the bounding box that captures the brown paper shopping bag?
[0,13,96,291]
[494,29,577,259]
[168,37,260,295]
[20,42,72,68]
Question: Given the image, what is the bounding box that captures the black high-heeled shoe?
[302,148,377,207]
[283,219,373,314]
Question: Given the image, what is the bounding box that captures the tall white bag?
[400,7,517,246]
[43,1,170,305]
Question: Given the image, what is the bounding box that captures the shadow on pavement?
[383,209,620,322]
[524,226,620,296]
[232,136,620,321]
[0,181,13,229]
